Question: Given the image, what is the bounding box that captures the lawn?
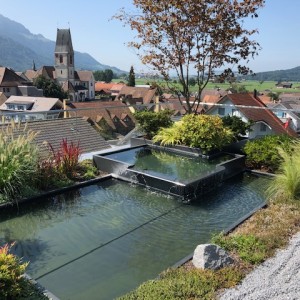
[113,78,300,94]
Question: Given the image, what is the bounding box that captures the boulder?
[192,244,234,270]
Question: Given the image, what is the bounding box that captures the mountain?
[243,66,300,82]
[0,14,125,73]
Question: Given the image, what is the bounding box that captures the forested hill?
[245,66,300,82]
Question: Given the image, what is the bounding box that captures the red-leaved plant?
[49,139,81,177]
[38,139,81,190]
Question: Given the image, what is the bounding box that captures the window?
[7,104,14,109]
[260,123,267,132]
[90,82,93,86]
[70,55,73,65]
[60,55,63,63]
[218,107,225,116]
[282,112,287,118]
[17,105,25,110]
[232,109,237,115]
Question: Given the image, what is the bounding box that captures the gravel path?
[219,232,300,300]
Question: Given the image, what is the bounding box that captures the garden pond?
[0,173,269,300]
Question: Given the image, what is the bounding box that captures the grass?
[113,78,300,94]
[119,267,244,300]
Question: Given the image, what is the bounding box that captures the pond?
[0,173,269,300]
[103,146,232,182]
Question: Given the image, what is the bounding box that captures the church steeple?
[54,28,75,84]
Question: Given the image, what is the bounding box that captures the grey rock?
[192,244,234,270]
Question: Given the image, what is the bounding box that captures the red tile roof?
[95,82,115,92]
[67,101,135,134]
[118,86,157,104]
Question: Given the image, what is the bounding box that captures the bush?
[0,122,38,202]
[222,115,253,140]
[267,142,300,202]
[154,114,234,153]
[212,233,267,265]
[134,110,174,139]
[244,135,294,172]
[0,243,28,299]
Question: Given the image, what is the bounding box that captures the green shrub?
[134,109,174,139]
[267,142,300,202]
[244,135,294,172]
[212,233,267,265]
[222,115,253,140]
[154,114,233,153]
[0,243,28,299]
[152,121,183,146]
[0,122,38,202]
[76,159,99,180]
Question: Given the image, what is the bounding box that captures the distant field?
[113,78,300,94]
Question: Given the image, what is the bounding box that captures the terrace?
[0,105,289,300]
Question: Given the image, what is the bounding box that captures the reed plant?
[267,142,300,202]
[0,121,38,202]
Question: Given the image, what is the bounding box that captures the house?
[160,95,205,115]
[117,86,157,109]
[276,82,293,89]
[67,101,136,136]
[0,67,30,97]
[0,96,63,123]
[267,102,300,133]
[206,93,298,138]
[110,83,126,98]
[0,92,7,106]
[76,71,95,100]
[278,93,300,103]
[2,117,111,157]
[95,82,115,98]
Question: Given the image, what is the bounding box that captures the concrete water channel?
[0,142,270,299]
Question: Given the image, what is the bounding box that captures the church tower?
[54,29,75,84]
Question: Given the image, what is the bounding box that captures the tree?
[188,78,196,86]
[115,0,265,113]
[222,115,253,140]
[34,76,67,100]
[93,69,114,82]
[134,109,174,139]
[127,66,136,86]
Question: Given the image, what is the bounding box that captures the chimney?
[253,89,258,99]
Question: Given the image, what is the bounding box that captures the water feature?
[102,146,232,182]
[0,173,269,300]
[94,145,244,199]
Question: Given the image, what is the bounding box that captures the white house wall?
[208,98,275,138]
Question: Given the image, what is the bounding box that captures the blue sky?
[0,0,299,74]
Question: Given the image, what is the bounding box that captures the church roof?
[55,29,74,53]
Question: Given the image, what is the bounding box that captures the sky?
[0,0,299,74]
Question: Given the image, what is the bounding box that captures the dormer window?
[17,105,25,110]
[7,104,14,110]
